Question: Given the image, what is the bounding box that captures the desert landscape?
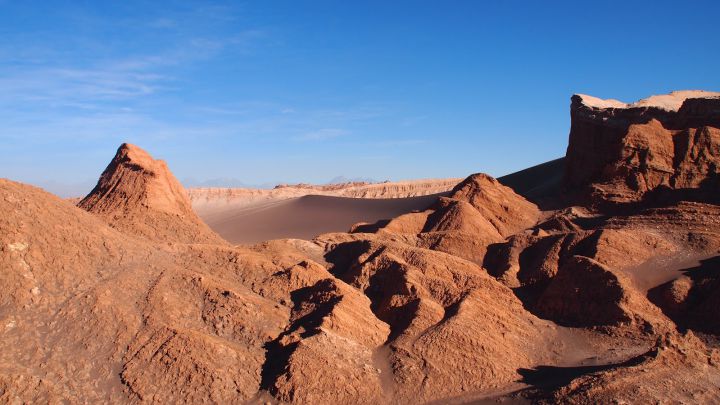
[2,90,720,404]
[187,179,460,243]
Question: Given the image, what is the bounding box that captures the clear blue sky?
[1,1,718,196]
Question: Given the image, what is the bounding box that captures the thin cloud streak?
[295,128,350,141]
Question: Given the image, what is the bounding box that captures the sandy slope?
[189,179,460,244]
[199,193,442,244]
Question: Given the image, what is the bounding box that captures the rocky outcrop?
[0,153,550,404]
[0,179,139,314]
[1,171,393,403]
[337,178,462,198]
[410,174,540,263]
[648,255,720,334]
[264,278,390,404]
[79,143,224,244]
[534,256,667,328]
[448,173,540,236]
[549,332,720,404]
[359,173,541,264]
[564,91,720,203]
[324,239,551,402]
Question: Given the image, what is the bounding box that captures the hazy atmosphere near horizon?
[1,0,718,197]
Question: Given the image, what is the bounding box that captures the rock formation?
[350,173,541,265]
[548,332,720,404]
[3,90,720,404]
[0,143,551,404]
[565,90,720,204]
[79,143,224,244]
[534,255,666,328]
[323,239,552,402]
[648,255,720,334]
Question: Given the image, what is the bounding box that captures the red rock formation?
[266,278,390,404]
[550,332,720,404]
[449,173,540,236]
[534,256,667,328]
[648,255,720,334]
[79,143,224,244]
[358,172,541,264]
[324,239,551,402]
[564,91,720,203]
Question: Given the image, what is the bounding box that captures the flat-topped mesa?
[79,143,225,244]
[576,90,720,112]
[565,91,720,203]
[573,91,720,128]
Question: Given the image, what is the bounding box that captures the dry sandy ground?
[189,179,460,244]
[189,160,568,245]
[190,162,567,245]
[197,193,443,244]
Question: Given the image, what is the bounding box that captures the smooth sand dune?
[498,157,565,202]
[199,193,444,244]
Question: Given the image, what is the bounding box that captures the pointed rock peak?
[80,143,188,215]
[449,173,539,236]
[79,143,225,245]
[450,173,526,204]
[115,142,159,167]
[450,173,499,191]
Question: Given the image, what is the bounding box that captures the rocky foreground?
[1,90,719,403]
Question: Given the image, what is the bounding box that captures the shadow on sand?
[517,353,646,392]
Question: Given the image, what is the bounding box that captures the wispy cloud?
[0,8,269,141]
[371,139,428,147]
[295,128,350,141]
[0,28,266,108]
[0,0,267,112]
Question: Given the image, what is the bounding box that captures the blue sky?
[1,1,719,196]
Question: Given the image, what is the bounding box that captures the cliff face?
[565,91,720,203]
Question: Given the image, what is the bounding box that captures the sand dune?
[199,193,443,244]
[498,157,565,203]
[190,178,460,244]
[188,178,460,209]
